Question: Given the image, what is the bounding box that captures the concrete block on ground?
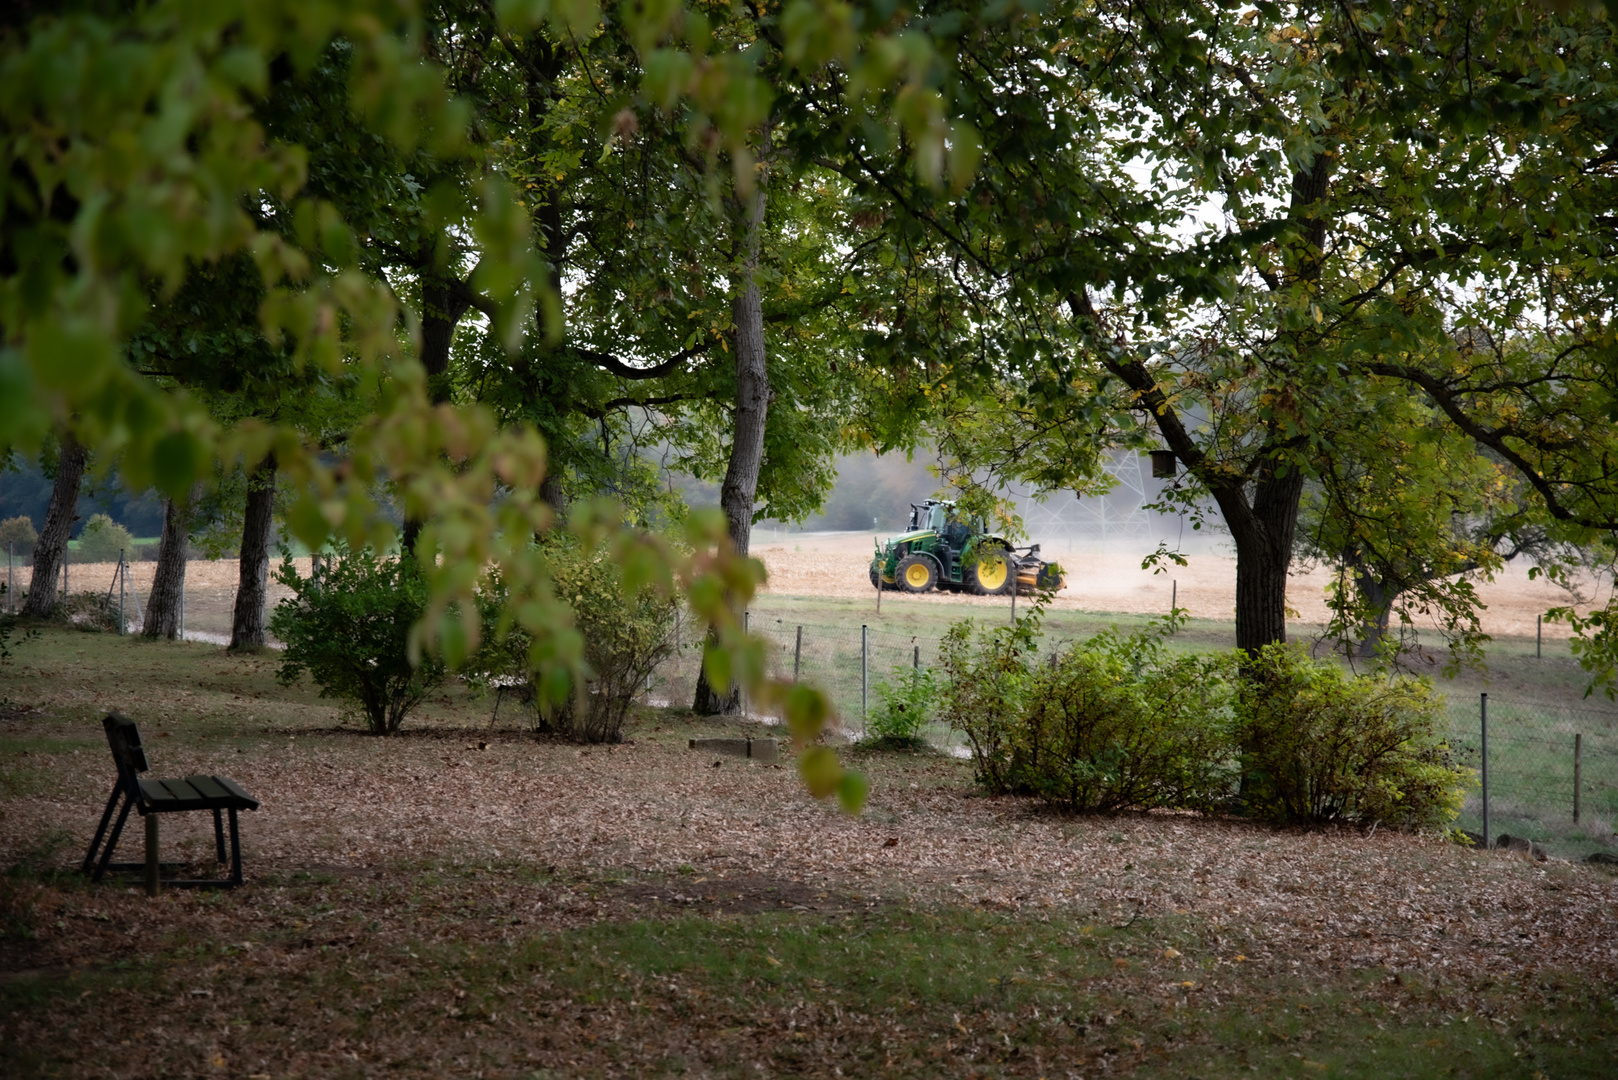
[689,737,750,758]
[688,737,779,762]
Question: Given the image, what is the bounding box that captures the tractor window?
[928,503,946,533]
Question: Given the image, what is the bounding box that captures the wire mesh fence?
[1447,695,1618,861]
[1,548,303,644]
[652,612,1618,861]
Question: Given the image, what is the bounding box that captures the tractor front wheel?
[965,547,1013,595]
[897,554,937,593]
[869,561,892,591]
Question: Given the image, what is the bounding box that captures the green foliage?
[269,544,445,736]
[1236,645,1471,829]
[863,663,940,748]
[73,514,135,564]
[0,516,35,557]
[474,535,676,744]
[941,613,1238,811]
[937,618,1036,795]
[940,605,1467,826]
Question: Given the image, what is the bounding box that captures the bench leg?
[82,784,122,876]
[92,792,136,883]
[213,809,226,863]
[144,813,159,898]
[227,808,243,886]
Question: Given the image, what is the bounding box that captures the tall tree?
[142,487,197,640]
[229,454,277,651]
[21,433,85,617]
[826,0,1618,679]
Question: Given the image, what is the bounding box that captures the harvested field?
[751,531,1613,640]
[2,628,1616,1078]
[10,557,314,643]
[22,541,1605,646]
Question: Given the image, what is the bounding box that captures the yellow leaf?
[1162,947,1181,959]
[765,956,782,967]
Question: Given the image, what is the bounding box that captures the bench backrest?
[103,712,148,794]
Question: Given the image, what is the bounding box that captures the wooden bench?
[81,712,259,894]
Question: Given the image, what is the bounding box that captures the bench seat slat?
[136,776,258,812]
[139,778,210,810]
[208,775,260,810]
[184,775,234,803]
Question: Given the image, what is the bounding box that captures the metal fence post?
[1574,733,1582,824]
[1537,614,1542,659]
[180,561,185,641]
[7,541,12,613]
[1172,579,1177,613]
[794,625,803,682]
[1480,692,1490,849]
[118,550,125,635]
[861,624,869,719]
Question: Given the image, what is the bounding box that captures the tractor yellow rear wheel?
[966,548,1013,595]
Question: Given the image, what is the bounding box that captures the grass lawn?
[2,624,1616,1079]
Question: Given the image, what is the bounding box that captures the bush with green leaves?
[74,513,136,563]
[863,663,941,748]
[941,613,1238,810]
[0,516,36,558]
[269,543,444,735]
[1236,644,1470,828]
[937,617,1038,793]
[474,534,675,744]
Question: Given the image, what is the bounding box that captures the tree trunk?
[1223,461,1307,656]
[694,149,771,716]
[229,454,277,651]
[401,275,472,555]
[142,488,196,640]
[22,432,86,617]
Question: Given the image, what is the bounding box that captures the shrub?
[474,535,675,744]
[0,516,36,558]
[863,663,941,748]
[74,514,136,563]
[937,619,1037,793]
[269,543,444,735]
[941,614,1238,810]
[1016,632,1239,811]
[1236,644,1470,828]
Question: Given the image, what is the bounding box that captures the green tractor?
[869,499,1065,596]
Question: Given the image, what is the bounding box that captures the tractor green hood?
[880,529,936,549]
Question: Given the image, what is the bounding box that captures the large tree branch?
[576,342,712,380]
[1367,359,1618,531]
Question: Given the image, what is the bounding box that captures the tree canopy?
[6,0,1618,727]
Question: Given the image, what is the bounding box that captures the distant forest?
[3,446,951,546]
[672,450,945,533]
[0,452,166,539]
